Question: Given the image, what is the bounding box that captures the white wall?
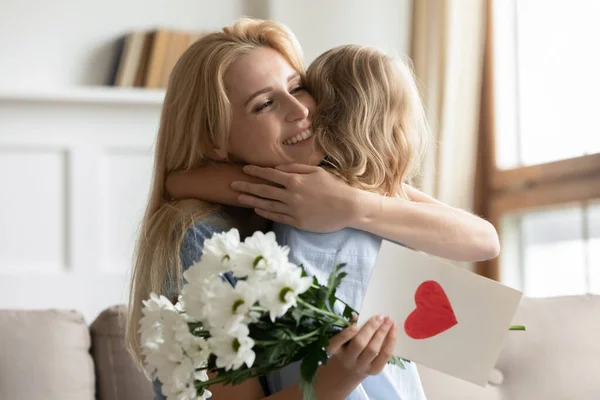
[0,0,414,322]
[0,0,246,87]
[0,0,413,88]
[0,93,162,322]
[269,0,413,63]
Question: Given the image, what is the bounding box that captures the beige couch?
[1,295,599,400]
[0,306,153,400]
[417,294,600,400]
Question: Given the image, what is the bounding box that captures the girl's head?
[127,18,318,367]
[307,45,429,198]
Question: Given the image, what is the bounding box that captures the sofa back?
[90,305,154,400]
[0,309,96,400]
[419,295,600,400]
[2,295,600,400]
[0,306,152,400]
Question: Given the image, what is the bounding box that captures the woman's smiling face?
[223,46,325,167]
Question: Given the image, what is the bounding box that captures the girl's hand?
[231,164,359,233]
[326,315,397,379]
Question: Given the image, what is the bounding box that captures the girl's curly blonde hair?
[308,45,430,198]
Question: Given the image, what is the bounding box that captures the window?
[476,0,600,297]
[499,201,600,296]
[494,0,600,169]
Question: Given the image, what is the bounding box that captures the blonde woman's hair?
[308,45,429,198]
[126,18,305,368]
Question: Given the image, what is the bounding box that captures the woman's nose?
[285,95,310,122]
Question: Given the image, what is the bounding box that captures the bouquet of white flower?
[139,228,407,400]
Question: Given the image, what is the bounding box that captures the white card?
[358,240,523,386]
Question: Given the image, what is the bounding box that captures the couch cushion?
[90,305,153,400]
[0,309,95,400]
[495,294,600,400]
[417,364,502,400]
[419,295,600,400]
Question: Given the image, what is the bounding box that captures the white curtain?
[411,0,487,212]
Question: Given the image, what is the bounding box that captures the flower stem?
[254,339,281,346]
[509,325,526,331]
[196,365,270,390]
[297,298,349,327]
[293,329,321,341]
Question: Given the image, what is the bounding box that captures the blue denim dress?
[153,216,426,399]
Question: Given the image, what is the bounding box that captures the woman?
[127,18,499,400]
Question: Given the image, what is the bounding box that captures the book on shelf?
[114,31,146,87]
[110,28,205,89]
[107,36,126,86]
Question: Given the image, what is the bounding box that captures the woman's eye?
[254,101,273,113]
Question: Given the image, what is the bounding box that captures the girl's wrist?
[314,356,365,399]
[347,188,382,232]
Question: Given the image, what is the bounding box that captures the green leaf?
[387,355,411,369]
[342,303,357,320]
[300,352,319,385]
[300,264,308,277]
[327,263,346,293]
[299,378,317,400]
[325,263,347,311]
[263,340,299,364]
[316,286,329,307]
[299,338,329,400]
[328,272,347,311]
[291,306,304,327]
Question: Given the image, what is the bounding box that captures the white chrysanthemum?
[260,265,313,322]
[233,231,290,279]
[139,293,211,400]
[180,272,220,322]
[201,280,259,332]
[161,381,198,400]
[139,294,188,382]
[145,345,180,386]
[208,324,256,371]
[183,257,223,288]
[173,321,211,368]
[182,229,242,322]
[139,293,184,352]
[139,293,175,350]
[202,228,241,269]
[158,338,211,400]
[161,365,212,400]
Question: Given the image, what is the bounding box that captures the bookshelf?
[0,86,165,106]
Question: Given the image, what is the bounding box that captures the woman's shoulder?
[180,213,233,270]
[183,214,227,241]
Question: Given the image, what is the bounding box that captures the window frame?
[475,0,600,281]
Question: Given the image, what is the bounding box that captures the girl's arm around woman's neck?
[348,183,501,262]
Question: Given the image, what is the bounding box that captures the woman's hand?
[231,164,358,233]
[326,315,397,379]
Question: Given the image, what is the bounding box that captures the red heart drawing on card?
[404,280,458,339]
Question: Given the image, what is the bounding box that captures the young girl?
[165,45,443,399]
